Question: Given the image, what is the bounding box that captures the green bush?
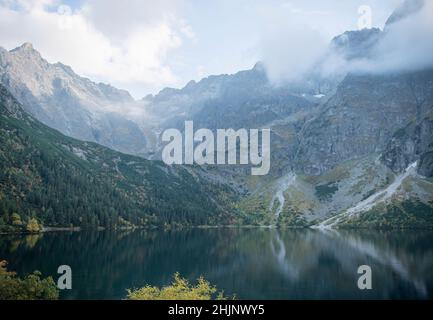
[0,260,59,300]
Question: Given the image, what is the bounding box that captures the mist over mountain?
[260,0,433,84]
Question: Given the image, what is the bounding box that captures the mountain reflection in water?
[0,228,432,299]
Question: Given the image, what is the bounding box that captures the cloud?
[328,0,433,76]
[80,0,185,40]
[0,0,191,98]
[258,7,329,84]
[365,0,433,74]
[260,0,433,85]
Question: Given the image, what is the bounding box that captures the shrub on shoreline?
[127,273,230,300]
[0,260,59,300]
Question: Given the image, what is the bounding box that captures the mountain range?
[0,0,432,231]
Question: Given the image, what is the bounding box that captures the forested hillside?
[0,84,238,233]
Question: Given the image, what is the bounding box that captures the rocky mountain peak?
[1,42,135,104]
[12,42,34,51]
[0,42,147,156]
[9,42,42,59]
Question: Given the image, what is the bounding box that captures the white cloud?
[260,0,433,85]
[79,0,184,39]
[258,7,329,84]
[366,0,433,74]
[0,0,191,98]
[325,0,433,76]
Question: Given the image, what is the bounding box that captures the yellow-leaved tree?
[26,218,42,233]
[127,273,230,300]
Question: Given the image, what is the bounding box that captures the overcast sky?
[0,0,402,98]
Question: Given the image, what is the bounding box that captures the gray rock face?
[419,151,433,177]
[382,116,433,177]
[294,70,433,176]
[140,62,320,165]
[144,62,316,130]
[0,43,148,156]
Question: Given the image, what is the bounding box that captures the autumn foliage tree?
[127,273,229,300]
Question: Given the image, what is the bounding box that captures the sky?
[0,0,404,98]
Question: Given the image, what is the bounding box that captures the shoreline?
[1,223,433,235]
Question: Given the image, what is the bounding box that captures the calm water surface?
[0,228,432,299]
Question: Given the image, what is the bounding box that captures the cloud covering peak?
[261,0,433,84]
